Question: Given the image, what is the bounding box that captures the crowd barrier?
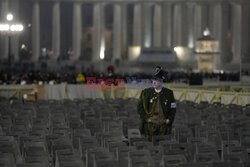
[0,85,33,99]
[167,84,250,92]
[0,84,250,106]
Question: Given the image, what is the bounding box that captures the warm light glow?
[6,13,13,21]
[100,37,105,60]
[195,41,220,53]
[174,46,184,55]
[174,46,191,61]
[21,44,26,49]
[128,46,141,61]
[0,24,10,31]
[0,24,23,32]
[203,28,211,36]
[133,46,141,56]
[188,35,194,48]
[144,38,150,48]
[100,50,104,60]
[10,24,23,31]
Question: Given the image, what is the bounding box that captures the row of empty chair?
[0,97,249,166]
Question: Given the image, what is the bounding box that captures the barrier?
[101,85,250,106]
[0,85,33,99]
[0,84,250,106]
[167,84,250,92]
[170,88,250,106]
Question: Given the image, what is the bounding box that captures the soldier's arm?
[167,90,176,124]
[137,90,147,123]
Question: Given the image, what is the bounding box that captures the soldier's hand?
[147,119,152,123]
[165,119,170,124]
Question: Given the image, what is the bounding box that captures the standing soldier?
[137,66,176,141]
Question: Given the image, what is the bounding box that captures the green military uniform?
[137,87,176,141]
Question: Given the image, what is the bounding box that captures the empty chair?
[0,153,16,167]
[147,146,163,167]
[194,153,220,163]
[58,161,84,167]
[95,159,118,167]
[85,119,102,135]
[195,143,218,154]
[152,135,172,146]
[212,162,244,167]
[127,129,142,145]
[117,145,132,161]
[85,148,107,167]
[179,162,213,167]
[222,146,248,162]
[187,137,206,144]
[0,95,248,167]
[129,157,154,167]
[0,140,23,164]
[134,141,153,150]
[163,154,187,167]
[80,137,99,154]
[162,143,190,160]
[108,141,127,153]
[91,152,115,167]
[16,163,44,167]
[55,155,83,167]
[103,136,123,149]
[128,150,152,166]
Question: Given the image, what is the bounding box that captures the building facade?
[0,0,250,70]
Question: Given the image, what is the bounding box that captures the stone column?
[153,4,162,47]
[32,1,40,61]
[210,3,222,68]
[241,3,250,63]
[142,3,152,48]
[220,3,232,63]
[194,4,203,44]
[231,3,242,63]
[173,3,182,46]
[0,0,8,60]
[162,3,172,47]
[92,3,105,62]
[186,3,195,48]
[72,2,82,60]
[133,3,142,46]
[112,4,122,62]
[10,0,20,62]
[52,1,60,60]
[121,4,127,60]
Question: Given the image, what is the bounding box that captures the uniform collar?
[154,88,162,93]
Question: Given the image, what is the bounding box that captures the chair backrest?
[179,162,213,167]
[16,163,44,167]
[213,162,244,167]
[163,154,187,166]
[130,157,154,167]
[194,153,220,163]
[152,135,172,146]
[129,150,151,160]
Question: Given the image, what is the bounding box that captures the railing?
[101,85,250,106]
[0,84,250,106]
[0,86,33,99]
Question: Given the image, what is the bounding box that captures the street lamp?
[0,13,23,66]
[6,13,13,21]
